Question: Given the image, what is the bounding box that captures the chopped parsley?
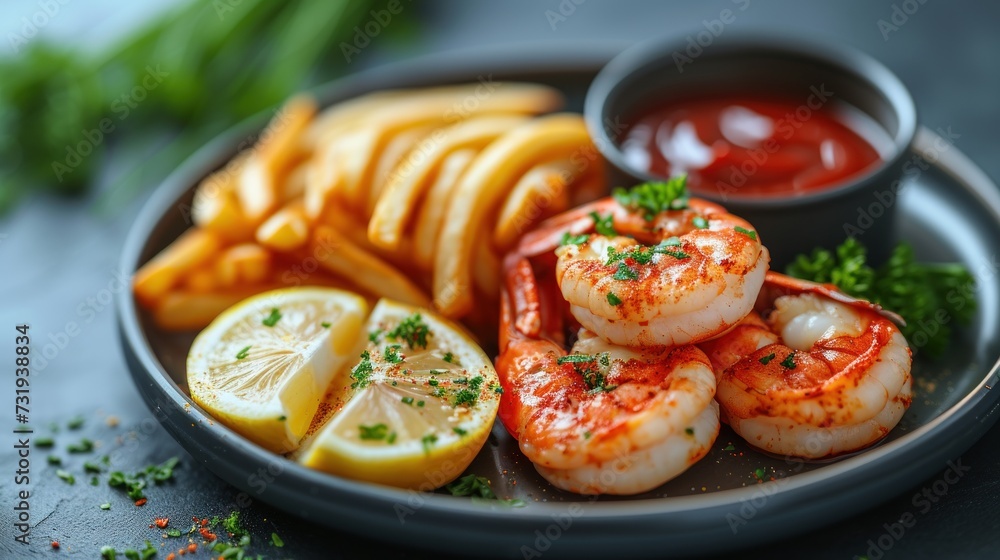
[358,423,390,440]
[83,460,103,473]
[446,474,526,507]
[429,379,439,386]
[387,432,397,444]
[490,383,503,394]
[387,313,431,349]
[557,354,596,365]
[67,438,94,453]
[692,216,709,229]
[606,292,623,306]
[685,427,695,436]
[453,427,468,436]
[235,345,251,360]
[754,467,767,481]
[613,262,639,281]
[47,455,61,465]
[321,321,331,328]
[383,344,404,364]
[100,502,111,510]
[605,245,655,266]
[271,532,285,547]
[368,328,383,343]
[67,416,84,430]
[734,226,757,240]
[723,443,736,451]
[35,437,54,447]
[401,396,414,405]
[443,352,455,363]
[612,176,689,220]
[56,469,75,484]
[659,249,690,260]
[350,351,374,389]
[453,376,485,407]
[589,211,618,236]
[416,400,425,407]
[261,307,282,327]
[277,415,287,421]
[759,353,776,365]
[780,351,797,370]
[560,232,589,246]
[421,433,438,453]
[165,528,181,537]
[108,457,179,501]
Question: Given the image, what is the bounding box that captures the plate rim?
[115,41,1000,553]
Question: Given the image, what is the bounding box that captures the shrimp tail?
[761,271,906,327]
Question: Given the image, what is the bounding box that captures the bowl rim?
[584,31,918,208]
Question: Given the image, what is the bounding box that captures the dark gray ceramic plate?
[117,43,1000,558]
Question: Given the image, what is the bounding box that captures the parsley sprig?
[612,176,689,220]
[446,474,526,507]
[787,238,976,357]
[387,313,431,350]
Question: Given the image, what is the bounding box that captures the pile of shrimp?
[496,179,913,495]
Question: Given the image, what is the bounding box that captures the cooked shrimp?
[497,253,719,495]
[518,184,769,347]
[700,272,913,458]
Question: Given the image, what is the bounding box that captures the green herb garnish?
[780,351,797,370]
[36,437,54,447]
[350,351,374,389]
[387,313,431,349]
[67,438,94,453]
[67,416,84,430]
[47,455,61,465]
[557,354,596,364]
[613,262,639,281]
[443,352,455,363]
[560,232,589,246]
[453,427,468,436]
[589,211,618,236]
[401,396,414,405]
[321,321,331,328]
[261,307,282,327]
[787,238,976,358]
[612,176,689,220]
[693,216,709,229]
[235,345,251,360]
[271,532,285,547]
[759,353,776,365]
[358,423,390,441]
[368,328,383,343]
[383,344,404,364]
[421,433,438,453]
[446,474,526,507]
[733,226,757,240]
[56,469,75,484]
[606,292,623,306]
[100,502,111,510]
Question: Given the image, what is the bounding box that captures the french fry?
[153,284,282,331]
[183,267,219,293]
[281,161,310,203]
[236,96,316,222]
[306,128,373,218]
[472,224,501,297]
[216,243,272,286]
[412,148,477,269]
[433,114,592,317]
[256,201,309,251]
[191,157,254,242]
[134,229,223,304]
[368,115,530,250]
[367,123,438,217]
[311,226,431,308]
[493,159,577,251]
[305,89,411,149]
[335,83,563,210]
[236,156,276,223]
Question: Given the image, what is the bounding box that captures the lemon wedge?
[187,287,367,453]
[298,299,501,489]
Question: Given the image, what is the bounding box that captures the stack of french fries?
[133,83,603,334]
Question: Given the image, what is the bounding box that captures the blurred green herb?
[0,0,413,213]
[787,238,976,357]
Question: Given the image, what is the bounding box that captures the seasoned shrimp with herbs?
[699,272,913,459]
[496,254,719,494]
[518,177,770,347]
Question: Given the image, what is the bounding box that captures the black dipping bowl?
[585,33,917,268]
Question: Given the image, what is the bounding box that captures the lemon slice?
[298,299,500,489]
[187,287,367,453]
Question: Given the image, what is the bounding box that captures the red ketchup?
[620,95,888,197]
